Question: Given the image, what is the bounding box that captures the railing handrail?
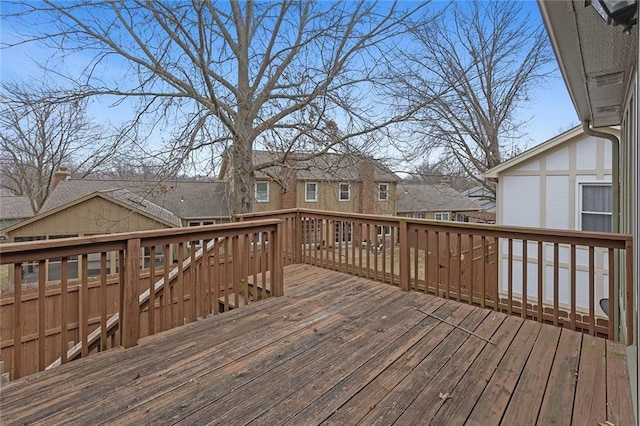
[0,219,283,264]
[239,208,632,248]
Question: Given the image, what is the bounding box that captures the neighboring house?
[539,1,638,414]
[486,126,614,318]
[37,172,231,228]
[397,183,492,223]
[0,195,33,232]
[219,151,400,216]
[3,175,230,280]
[466,185,496,212]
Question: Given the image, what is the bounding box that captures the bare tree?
[390,1,553,197]
[4,1,432,215]
[0,84,121,213]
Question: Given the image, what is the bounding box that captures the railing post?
[122,238,141,348]
[294,210,303,264]
[272,221,284,297]
[399,219,410,291]
[625,240,634,345]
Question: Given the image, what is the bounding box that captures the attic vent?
[592,72,624,88]
[595,105,621,115]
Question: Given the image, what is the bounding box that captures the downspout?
[582,120,619,233]
[582,120,621,342]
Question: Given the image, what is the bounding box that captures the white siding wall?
[496,133,612,318]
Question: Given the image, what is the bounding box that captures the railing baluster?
[149,246,156,335]
[424,230,430,294]
[537,242,543,323]
[570,244,577,331]
[507,239,513,315]
[435,231,440,298]
[60,258,68,364]
[589,246,595,335]
[608,248,615,339]
[80,254,89,357]
[457,233,463,304]
[553,243,559,327]
[13,263,23,380]
[416,228,420,290]
[38,259,46,372]
[191,242,197,322]
[467,234,474,306]
[445,232,451,300]
[163,243,170,330]
[100,253,107,350]
[522,240,528,319]
[177,242,185,325]
[243,233,250,306]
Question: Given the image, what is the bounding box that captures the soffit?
[538,0,637,127]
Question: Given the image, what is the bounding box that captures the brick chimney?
[440,175,452,186]
[281,169,298,209]
[53,167,71,189]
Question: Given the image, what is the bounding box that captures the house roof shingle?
[0,196,34,220]
[251,150,400,182]
[41,179,230,219]
[99,188,183,227]
[397,183,484,213]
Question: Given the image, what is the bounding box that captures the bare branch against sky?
[3,0,435,215]
[0,82,126,213]
[387,1,554,197]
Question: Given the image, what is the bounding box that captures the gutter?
[582,121,620,234]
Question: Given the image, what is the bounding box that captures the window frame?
[254,181,269,203]
[305,182,318,202]
[578,181,612,232]
[339,182,350,201]
[378,183,389,201]
[435,212,450,221]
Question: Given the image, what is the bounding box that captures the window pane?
[339,183,349,200]
[582,213,611,232]
[306,183,317,201]
[255,182,268,202]
[379,184,388,200]
[582,185,612,212]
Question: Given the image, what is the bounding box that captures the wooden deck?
[0,264,634,425]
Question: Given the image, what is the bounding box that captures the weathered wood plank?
[463,319,540,424]
[317,302,479,426]
[49,275,403,424]
[262,299,468,425]
[166,291,444,425]
[536,330,582,425]
[0,265,633,426]
[606,340,635,426]
[501,324,561,425]
[572,334,607,424]
[2,273,394,423]
[390,311,508,425]
[430,315,528,424]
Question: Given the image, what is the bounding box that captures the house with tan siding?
[219,151,400,216]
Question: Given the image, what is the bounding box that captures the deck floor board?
[0,264,633,425]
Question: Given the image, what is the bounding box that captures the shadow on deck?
[0,264,634,425]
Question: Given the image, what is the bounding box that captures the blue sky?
[0,1,579,158]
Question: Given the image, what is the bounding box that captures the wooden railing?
[239,209,634,344]
[0,219,284,380]
[0,208,633,382]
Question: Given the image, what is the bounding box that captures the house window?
[408,213,425,219]
[580,183,612,232]
[305,182,318,202]
[435,212,450,221]
[339,182,350,201]
[378,183,389,201]
[255,182,269,203]
[376,225,392,236]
